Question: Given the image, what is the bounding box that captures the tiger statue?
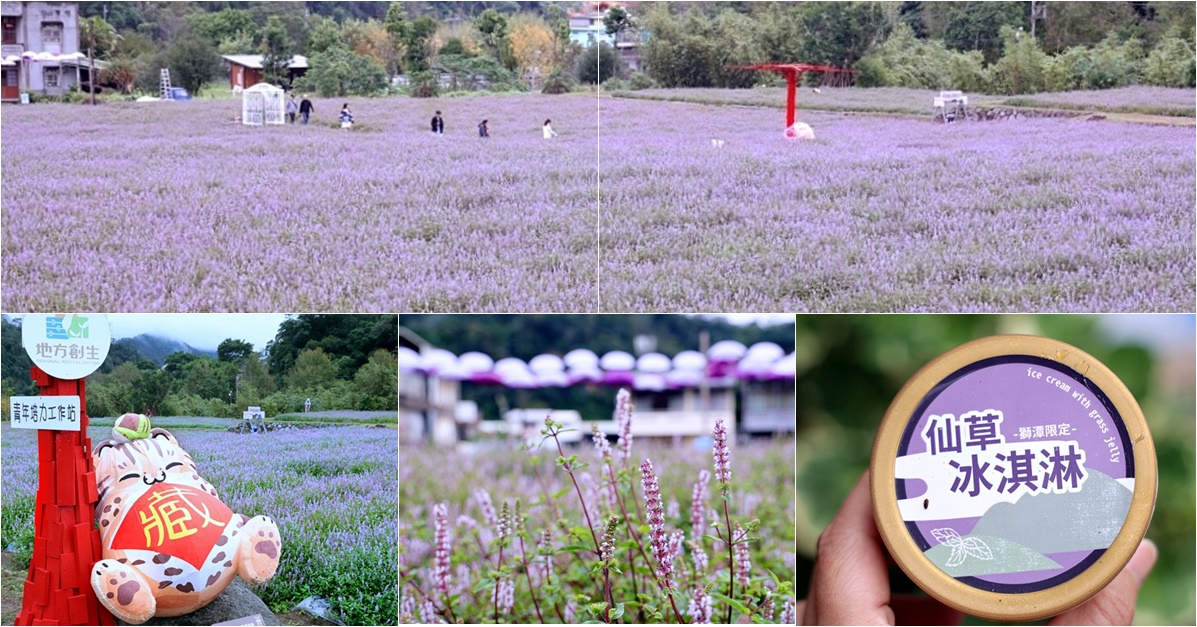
[90,414,281,624]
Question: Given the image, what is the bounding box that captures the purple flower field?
[1,95,598,312]
[3,92,1192,312]
[598,97,1195,311]
[0,424,398,625]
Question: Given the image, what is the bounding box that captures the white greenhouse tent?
[241,83,285,126]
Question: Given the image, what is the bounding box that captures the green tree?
[295,46,387,96]
[990,26,1049,94]
[793,1,892,68]
[574,42,621,84]
[475,9,513,69]
[925,1,1026,63]
[384,1,408,73]
[131,368,172,415]
[187,8,256,45]
[80,15,119,104]
[241,352,276,397]
[604,5,633,37]
[217,339,254,364]
[354,349,398,409]
[165,34,222,95]
[306,15,346,56]
[287,348,338,390]
[403,16,438,73]
[0,318,35,397]
[1141,32,1197,87]
[163,351,198,381]
[182,358,236,402]
[259,15,291,86]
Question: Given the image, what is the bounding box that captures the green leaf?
[702,534,723,544]
[473,576,497,594]
[610,602,626,620]
[711,592,752,616]
[560,543,594,553]
[550,487,573,499]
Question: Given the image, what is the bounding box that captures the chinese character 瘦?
[923,414,963,456]
[963,410,1004,450]
[949,454,993,497]
[1040,444,1086,491]
[994,449,1039,493]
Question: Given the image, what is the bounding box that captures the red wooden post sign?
[730,63,856,132]
[14,315,115,627]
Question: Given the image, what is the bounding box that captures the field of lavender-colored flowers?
[0,424,398,625]
[1,95,598,312]
[399,426,796,624]
[598,97,1195,311]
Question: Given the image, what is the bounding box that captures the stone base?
[116,577,279,626]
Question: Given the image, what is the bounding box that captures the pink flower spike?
[640,458,674,589]
[713,418,731,487]
[616,388,634,461]
[432,502,452,596]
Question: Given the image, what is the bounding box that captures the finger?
[1050,538,1157,626]
[795,599,807,625]
[809,470,895,625]
[889,595,963,626]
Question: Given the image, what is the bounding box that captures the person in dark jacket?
[431,111,444,134]
[298,95,314,124]
[478,119,489,138]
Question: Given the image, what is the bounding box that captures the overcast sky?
[7,314,291,352]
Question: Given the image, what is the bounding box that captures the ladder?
[159,68,172,100]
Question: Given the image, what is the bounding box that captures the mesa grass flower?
[641,458,673,587]
[492,577,514,614]
[734,522,751,589]
[592,423,613,459]
[616,388,634,461]
[599,514,620,561]
[779,597,796,625]
[475,489,498,528]
[713,418,731,488]
[691,469,710,540]
[432,503,452,595]
[687,585,713,624]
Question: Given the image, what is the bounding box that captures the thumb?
[1050,539,1157,626]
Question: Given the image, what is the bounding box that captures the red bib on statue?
[110,484,234,569]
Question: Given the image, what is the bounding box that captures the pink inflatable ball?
[785,122,815,140]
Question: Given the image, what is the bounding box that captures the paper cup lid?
[871,335,1156,620]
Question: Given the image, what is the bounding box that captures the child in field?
[542,119,558,139]
[431,110,444,134]
[478,119,489,138]
[340,103,354,129]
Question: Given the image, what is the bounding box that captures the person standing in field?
[431,110,444,134]
[340,103,354,129]
[542,118,558,139]
[478,119,489,138]
[299,94,314,124]
[286,94,298,124]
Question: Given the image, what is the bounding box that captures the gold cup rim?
[870,334,1157,621]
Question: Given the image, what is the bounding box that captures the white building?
[1,1,91,101]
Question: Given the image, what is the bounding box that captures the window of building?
[44,67,59,88]
[4,68,18,87]
[2,18,17,45]
[42,22,62,44]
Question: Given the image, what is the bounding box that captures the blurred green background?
[795,314,1195,625]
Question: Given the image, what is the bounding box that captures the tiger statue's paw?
[237,515,281,584]
[91,558,155,625]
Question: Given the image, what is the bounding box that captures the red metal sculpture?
[734,63,854,134]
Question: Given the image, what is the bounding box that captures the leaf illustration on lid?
[945,544,967,567]
[961,536,993,561]
[931,527,962,546]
